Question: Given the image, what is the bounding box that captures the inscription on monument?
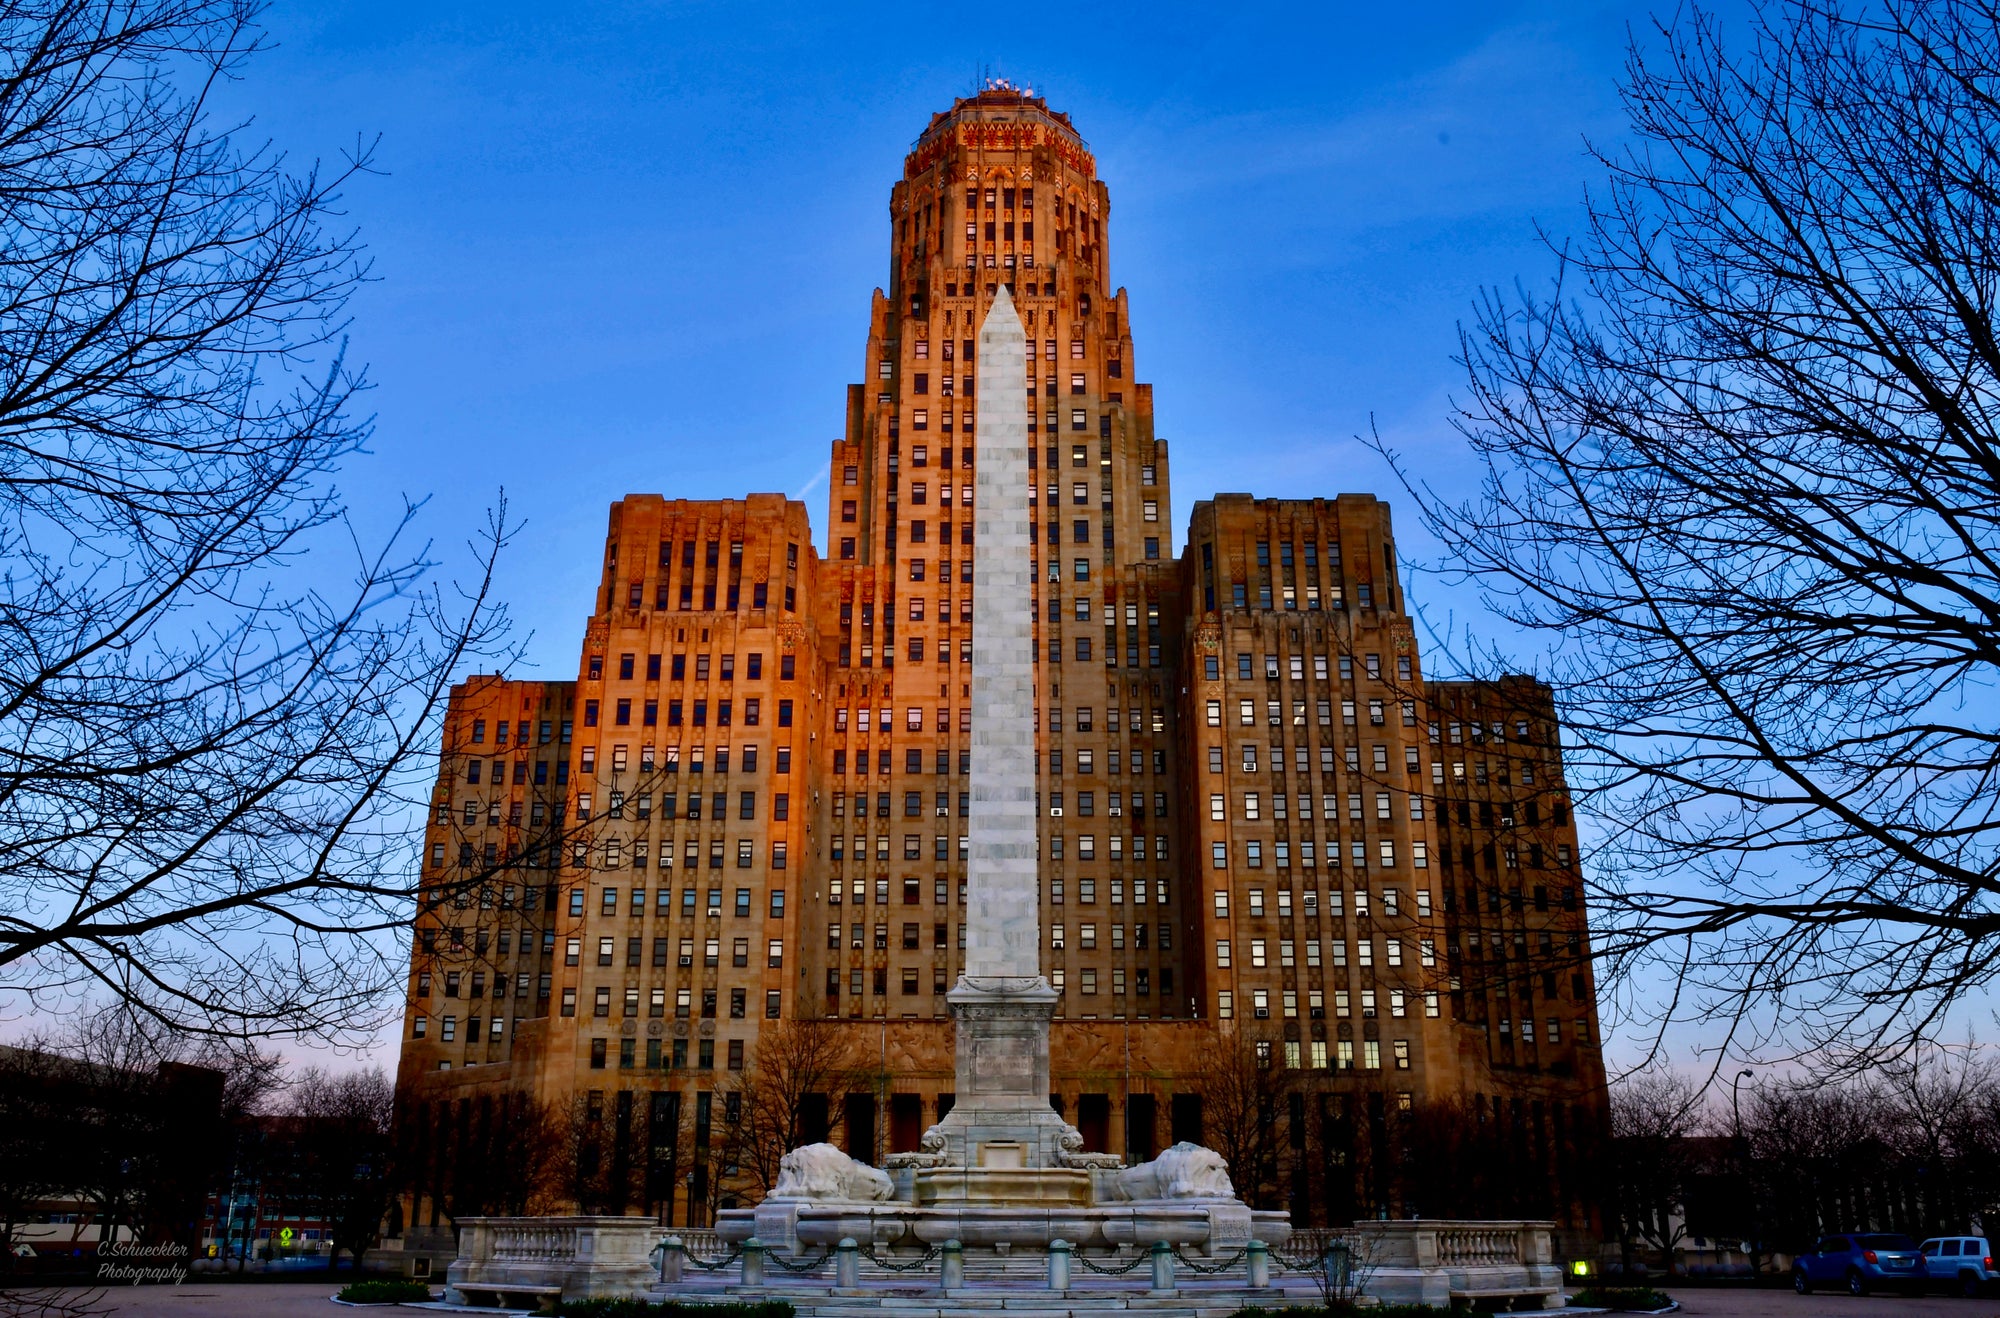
[970,1038,1035,1094]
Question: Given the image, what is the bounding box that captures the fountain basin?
[716,1199,1290,1256]
[913,1166,1092,1205]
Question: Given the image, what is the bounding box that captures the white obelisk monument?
[925,284,1074,1174]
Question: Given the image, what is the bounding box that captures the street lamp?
[1729,1069,1757,1277]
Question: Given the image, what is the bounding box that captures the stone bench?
[450,1281,562,1313]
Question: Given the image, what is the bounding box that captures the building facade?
[388,86,1608,1265]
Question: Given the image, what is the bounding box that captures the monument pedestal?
[921,976,1074,1172]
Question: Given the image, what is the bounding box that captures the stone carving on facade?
[769,1143,894,1202]
[1102,1141,1235,1200]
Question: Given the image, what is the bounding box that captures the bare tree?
[1608,1072,1706,1275]
[0,0,525,1041]
[271,1066,392,1270]
[1378,0,2000,1068]
[0,1289,115,1318]
[1183,1028,1298,1211]
[718,1017,853,1198]
[0,1046,67,1269]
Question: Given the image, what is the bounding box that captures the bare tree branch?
[1374,0,2000,1072]
[0,1,529,1041]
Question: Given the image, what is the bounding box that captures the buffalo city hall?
[389,87,1609,1262]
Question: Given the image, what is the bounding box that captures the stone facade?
[388,87,1608,1256]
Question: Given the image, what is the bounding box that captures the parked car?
[1919,1236,1996,1298]
[1792,1233,1925,1296]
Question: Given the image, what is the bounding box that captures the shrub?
[555,1303,797,1318]
[336,1278,434,1304]
[1569,1287,1674,1312]
[1235,1306,1445,1318]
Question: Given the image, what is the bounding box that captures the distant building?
[382,86,1610,1278]
[0,1044,222,1264]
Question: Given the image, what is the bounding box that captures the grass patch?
[1569,1288,1673,1312]
[555,1303,797,1318]
[335,1278,434,1304]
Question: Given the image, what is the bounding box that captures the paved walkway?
[1667,1285,2000,1318]
[15,1278,2000,1317]
[0,1281,359,1317]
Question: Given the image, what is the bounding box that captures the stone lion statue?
[1104,1141,1235,1201]
[769,1142,894,1202]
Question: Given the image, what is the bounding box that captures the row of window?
[1215,650,1412,684]
[463,717,562,745]
[829,964,1175,1000]
[1210,837,1427,870]
[562,935,784,971]
[1206,742,1551,790]
[1202,697,1415,730]
[457,759,564,788]
[1213,789,1431,822]
[1214,886,1433,919]
[1215,935,1434,972]
[588,651,791,683]
[582,696,793,729]
[416,968,547,997]
[587,1034,746,1072]
[574,789,784,822]
[564,984,776,1022]
[564,836,788,872]
[826,747,1170,778]
[822,875,1171,908]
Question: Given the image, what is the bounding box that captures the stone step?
[645,1281,1319,1312]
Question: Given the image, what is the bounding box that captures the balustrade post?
[940,1238,964,1290]
[1047,1238,1072,1291]
[1246,1239,1269,1289]
[1415,1225,1440,1269]
[836,1236,860,1289]
[1148,1240,1175,1295]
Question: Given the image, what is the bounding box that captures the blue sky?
[231,1,1657,680]
[226,1,1757,1069]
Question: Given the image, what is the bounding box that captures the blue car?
[1793,1233,1925,1296]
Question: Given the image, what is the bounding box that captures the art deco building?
[388,86,1608,1266]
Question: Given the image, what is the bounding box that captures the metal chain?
[1172,1246,1249,1275]
[764,1248,834,1274]
[1074,1249,1154,1276]
[862,1243,940,1273]
[685,1246,746,1272]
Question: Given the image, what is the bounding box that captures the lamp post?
[1729,1069,1757,1278]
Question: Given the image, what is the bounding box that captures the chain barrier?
[1172,1246,1249,1275]
[862,1242,941,1273]
[763,1248,835,1274]
[1073,1249,1154,1276]
[685,1246,746,1272]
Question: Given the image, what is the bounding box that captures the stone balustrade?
[447,1215,661,1306]
[1346,1219,1563,1310]
[488,1220,582,1261]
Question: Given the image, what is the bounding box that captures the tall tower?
[810,84,1185,1068]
